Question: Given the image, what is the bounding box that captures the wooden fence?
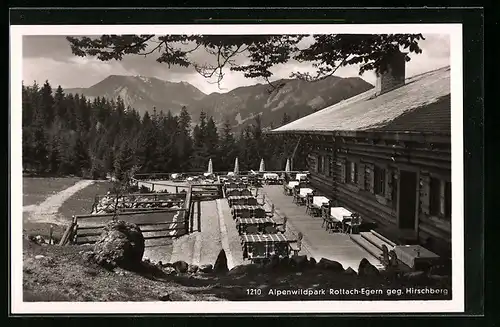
[69,208,188,245]
[59,179,227,246]
[133,170,309,180]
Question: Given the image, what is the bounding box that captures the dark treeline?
[22,80,307,180]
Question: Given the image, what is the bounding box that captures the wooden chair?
[247,243,267,263]
[345,213,362,234]
[389,250,398,267]
[289,232,303,257]
[381,244,390,267]
[321,206,332,230]
[305,193,314,214]
[292,186,300,204]
[275,242,290,257]
[276,216,287,233]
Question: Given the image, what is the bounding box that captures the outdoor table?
[329,207,353,232]
[227,195,258,207]
[241,233,291,260]
[263,173,280,185]
[263,173,279,179]
[330,207,352,222]
[285,181,299,195]
[236,217,276,235]
[231,204,265,218]
[313,196,330,208]
[394,245,440,269]
[296,173,308,181]
[298,188,314,198]
[311,196,330,216]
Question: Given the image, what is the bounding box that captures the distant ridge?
[64,74,374,131]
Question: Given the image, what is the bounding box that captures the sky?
[22,34,450,94]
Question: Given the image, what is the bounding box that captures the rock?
[82,251,95,263]
[317,258,345,272]
[188,264,199,274]
[92,220,145,269]
[228,264,259,276]
[213,249,229,274]
[403,271,426,281]
[172,260,189,273]
[291,255,309,271]
[35,255,45,260]
[309,257,317,267]
[264,255,281,271]
[163,267,177,275]
[358,258,380,277]
[199,264,213,273]
[344,267,357,276]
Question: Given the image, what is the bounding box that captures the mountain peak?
[64,74,373,131]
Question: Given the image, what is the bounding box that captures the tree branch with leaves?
[67,34,425,93]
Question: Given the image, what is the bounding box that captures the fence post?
[49,225,53,245]
[197,200,201,232]
[176,186,179,193]
[271,204,275,216]
[262,194,266,205]
[190,201,195,233]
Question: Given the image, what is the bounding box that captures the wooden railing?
[133,170,309,180]
[71,208,188,245]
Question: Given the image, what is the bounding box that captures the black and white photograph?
[10,22,464,313]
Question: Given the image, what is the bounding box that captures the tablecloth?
[330,207,352,222]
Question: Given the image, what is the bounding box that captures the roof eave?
[265,129,451,143]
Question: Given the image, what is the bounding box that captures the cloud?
[22,33,450,93]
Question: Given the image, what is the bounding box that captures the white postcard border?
[10,23,464,314]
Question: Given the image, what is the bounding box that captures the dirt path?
[24,180,95,225]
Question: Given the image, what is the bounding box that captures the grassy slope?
[23,177,82,206]
[58,181,114,218]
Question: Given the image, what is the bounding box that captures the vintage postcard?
[10,21,464,314]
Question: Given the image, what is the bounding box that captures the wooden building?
[269,53,452,258]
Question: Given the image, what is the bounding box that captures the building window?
[391,172,398,210]
[364,166,370,191]
[317,155,323,174]
[327,156,333,177]
[347,161,358,184]
[430,178,451,220]
[374,166,386,195]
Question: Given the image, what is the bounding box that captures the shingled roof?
[270,66,451,135]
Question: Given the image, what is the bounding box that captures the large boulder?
[358,258,380,277]
[290,255,309,271]
[317,258,345,273]
[228,264,259,276]
[213,249,229,274]
[92,220,145,269]
[199,264,213,273]
[344,267,357,276]
[172,260,189,274]
[188,264,199,274]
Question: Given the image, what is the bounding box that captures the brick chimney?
[375,50,407,95]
